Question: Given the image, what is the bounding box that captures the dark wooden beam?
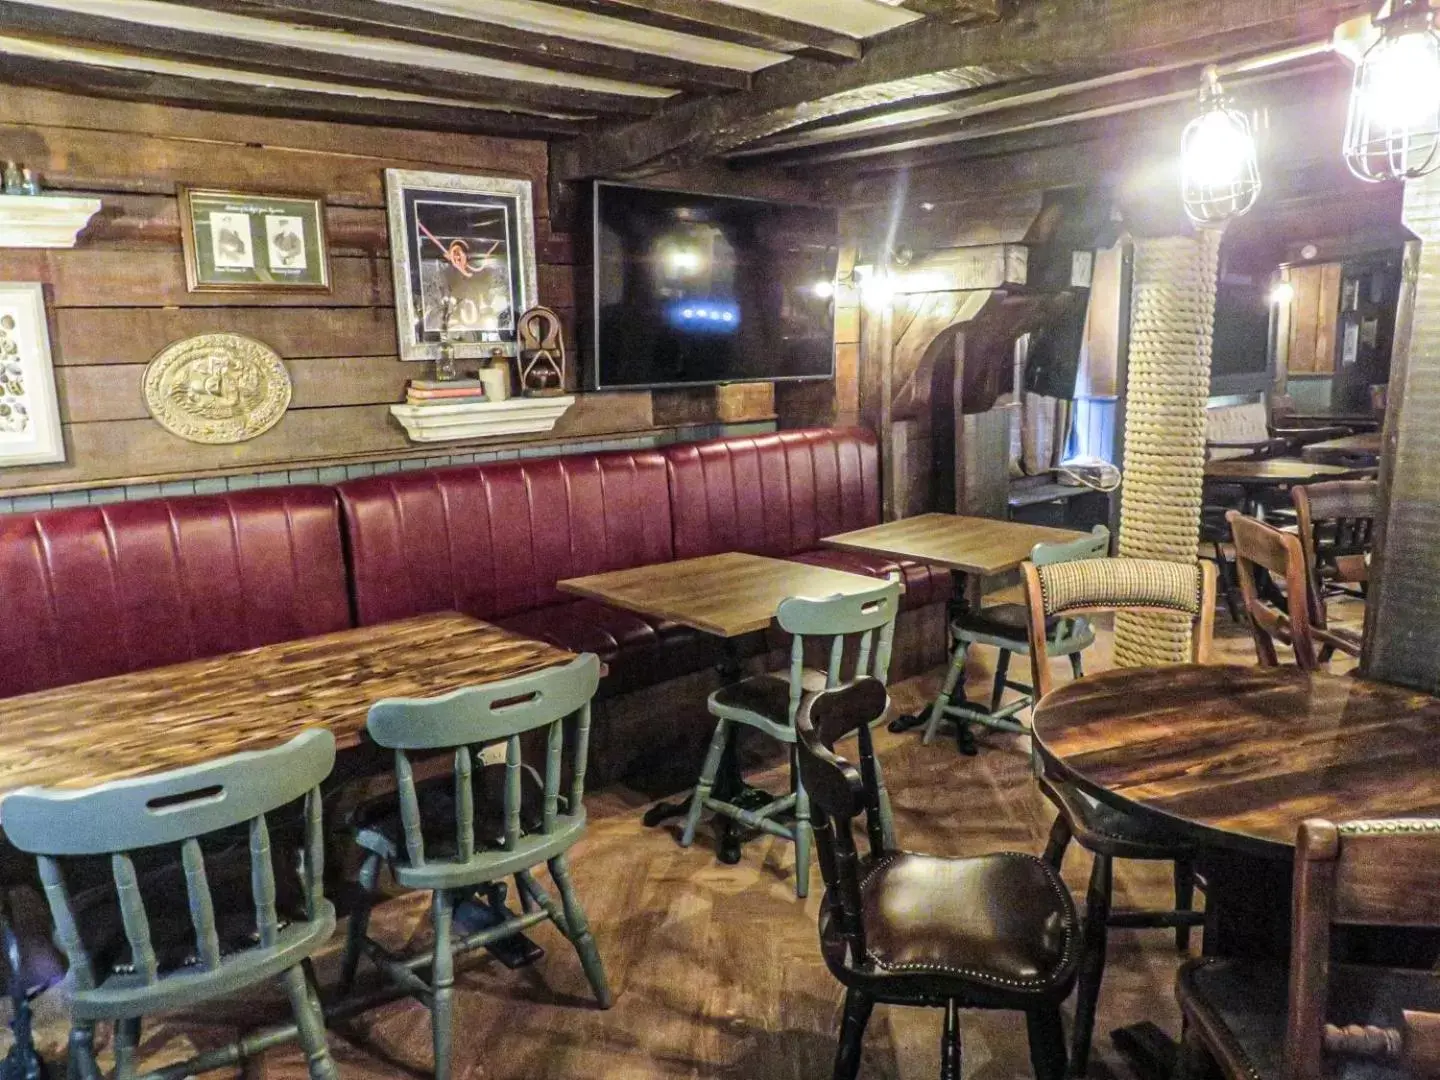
[0,52,587,136]
[537,0,860,62]
[898,0,1001,23]
[0,0,661,117]
[558,0,1373,179]
[159,0,750,92]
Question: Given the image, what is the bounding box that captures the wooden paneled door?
[1287,262,1344,376]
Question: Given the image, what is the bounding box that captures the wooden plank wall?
[0,88,778,497]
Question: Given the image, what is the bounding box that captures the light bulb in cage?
[1180,66,1261,226]
[1344,0,1440,183]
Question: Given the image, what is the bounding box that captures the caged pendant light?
[1344,0,1440,182]
[1180,66,1262,226]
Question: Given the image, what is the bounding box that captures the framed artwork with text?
[385,169,537,362]
[178,187,330,293]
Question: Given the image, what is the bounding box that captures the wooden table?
[0,613,573,802]
[1032,663,1440,1075]
[1204,457,1369,486]
[558,551,884,638]
[822,514,1089,747]
[1301,431,1383,466]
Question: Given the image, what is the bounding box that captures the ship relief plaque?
[144,333,291,444]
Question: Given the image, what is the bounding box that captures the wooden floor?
[4,598,1362,1080]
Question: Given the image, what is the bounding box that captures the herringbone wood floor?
[5,600,1362,1080]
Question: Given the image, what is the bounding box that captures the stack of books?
[405,378,487,406]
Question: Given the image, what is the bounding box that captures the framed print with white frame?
[385,169,537,363]
[0,283,64,467]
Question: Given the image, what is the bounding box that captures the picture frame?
[384,169,537,362]
[178,187,330,292]
[0,283,65,468]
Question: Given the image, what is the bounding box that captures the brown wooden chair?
[1020,556,1217,1077]
[795,678,1079,1080]
[1176,818,1440,1080]
[1293,480,1375,658]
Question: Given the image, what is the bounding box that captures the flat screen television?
[590,182,839,390]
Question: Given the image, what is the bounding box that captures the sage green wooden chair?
[922,525,1110,749]
[681,577,902,899]
[1,729,339,1080]
[339,654,611,1080]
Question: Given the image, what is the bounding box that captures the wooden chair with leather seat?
[1293,480,1376,658]
[1176,818,1440,1080]
[922,526,1110,753]
[682,578,902,898]
[340,655,612,1080]
[1020,556,1217,1077]
[795,678,1079,1080]
[2,730,341,1080]
[1227,510,1357,667]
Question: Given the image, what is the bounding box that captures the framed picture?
[178,187,330,292]
[0,283,65,467]
[385,169,537,362]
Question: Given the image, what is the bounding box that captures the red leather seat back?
[0,487,352,699]
[339,451,674,626]
[665,428,880,560]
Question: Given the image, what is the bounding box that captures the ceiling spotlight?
[812,280,835,300]
[1180,66,1262,226]
[1344,0,1440,182]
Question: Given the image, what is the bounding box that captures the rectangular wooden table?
[0,612,574,802]
[822,514,1090,749]
[1300,431,1383,465]
[558,551,885,638]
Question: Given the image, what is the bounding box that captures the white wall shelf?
[0,194,103,248]
[390,395,576,443]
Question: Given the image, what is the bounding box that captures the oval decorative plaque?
[143,333,292,444]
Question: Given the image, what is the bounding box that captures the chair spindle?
[181,837,222,970]
[504,734,523,849]
[544,720,563,832]
[454,746,475,863]
[37,857,93,990]
[113,852,160,983]
[302,789,324,923]
[570,703,592,814]
[396,751,426,867]
[249,816,279,949]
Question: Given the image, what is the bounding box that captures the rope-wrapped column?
[1115,229,1222,667]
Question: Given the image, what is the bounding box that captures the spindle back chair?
[1226,511,1322,669]
[2,729,338,1080]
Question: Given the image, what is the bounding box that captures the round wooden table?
[1032,664,1440,950]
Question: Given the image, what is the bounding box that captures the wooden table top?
[0,613,573,804]
[1301,432,1383,462]
[1031,664,1440,859]
[558,552,883,638]
[1204,457,1368,484]
[822,513,1088,577]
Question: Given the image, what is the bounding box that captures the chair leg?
[1026,1005,1068,1080]
[793,749,812,900]
[990,650,1011,714]
[515,873,536,913]
[940,998,962,1080]
[112,1018,140,1080]
[66,1021,98,1080]
[1068,652,1084,680]
[339,851,382,995]
[1070,854,1113,1078]
[281,960,339,1080]
[831,987,873,1080]
[682,719,730,848]
[431,888,456,1080]
[516,868,569,936]
[923,642,967,746]
[549,854,613,1009]
[1042,814,1072,872]
[1174,858,1197,953]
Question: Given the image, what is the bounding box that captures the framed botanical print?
[178,187,330,292]
[384,169,537,362]
[0,283,65,467]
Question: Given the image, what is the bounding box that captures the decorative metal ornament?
[517,306,567,397]
[1344,0,1440,183]
[144,333,291,444]
[1180,66,1262,226]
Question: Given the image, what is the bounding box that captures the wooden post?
[1361,172,1439,691]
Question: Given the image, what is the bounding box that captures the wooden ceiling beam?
[897,0,1001,23]
[558,0,1374,179]
[536,0,861,62]
[0,0,660,117]
[160,0,750,93]
[0,53,587,136]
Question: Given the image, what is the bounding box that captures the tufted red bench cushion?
[337,451,721,695]
[0,487,352,700]
[663,427,951,608]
